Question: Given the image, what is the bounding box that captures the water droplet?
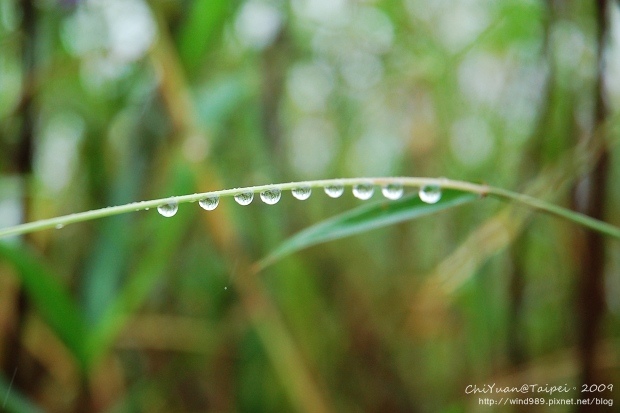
[291,186,312,200]
[352,183,374,200]
[157,202,178,217]
[382,183,404,200]
[260,188,281,205]
[324,183,344,198]
[55,223,64,229]
[199,196,219,211]
[419,185,442,204]
[234,191,254,206]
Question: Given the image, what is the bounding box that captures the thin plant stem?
[0,177,618,240]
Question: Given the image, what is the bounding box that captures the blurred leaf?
[0,243,89,369]
[490,0,545,48]
[0,371,44,413]
[425,205,528,295]
[87,161,197,364]
[259,190,479,269]
[81,215,133,324]
[194,74,251,133]
[82,125,152,324]
[176,0,232,74]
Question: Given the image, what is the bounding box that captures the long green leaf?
[258,189,479,270]
[86,163,197,364]
[176,0,231,74]
[0,244,89,369]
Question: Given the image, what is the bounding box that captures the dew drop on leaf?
[352,183,374,200]
[419,185,442,204]
[234,191,254,206]
[199,196,219,211]
[381,183,403,200]
[157,201,178,217]
[55,224,64,229]
[324,183,344,198]
[260,188,282,205]
[291,186,312,200]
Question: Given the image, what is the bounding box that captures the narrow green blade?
[0,244,88,369]
[177,0,231,74]
[87,163,197,364]
[259,189,479,269]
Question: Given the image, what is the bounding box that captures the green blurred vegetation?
[0,0,619,412]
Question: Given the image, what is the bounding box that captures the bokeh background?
[1,0,619,412]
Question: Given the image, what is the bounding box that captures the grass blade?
[0,244,88,369]
[86,164,197,364]
[258,189,479,270]
[176,0,230,74]
[1,178,617,241]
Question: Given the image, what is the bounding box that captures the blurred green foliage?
[0,0,619,412]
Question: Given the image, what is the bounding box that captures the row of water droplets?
[157,182,442,217]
